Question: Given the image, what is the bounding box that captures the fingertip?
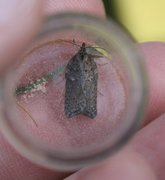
[43,0,105,17]
[139,42,165,124]
[65,148,156,180]
[130,114,165,180]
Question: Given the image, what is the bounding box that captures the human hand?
[0,0,165,180]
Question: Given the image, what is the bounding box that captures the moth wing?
[65,79,86,118]
[83,57,98,119]
[65,54,86,118]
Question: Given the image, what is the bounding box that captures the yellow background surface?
[113,0,165,42]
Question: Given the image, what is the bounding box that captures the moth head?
[79,42,87,59]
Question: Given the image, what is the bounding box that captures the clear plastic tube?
[0,13,147,171]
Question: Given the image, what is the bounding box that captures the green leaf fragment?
[90,46,112,60]
[15,64,66,95]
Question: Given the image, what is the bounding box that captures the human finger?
[139,42,165,124]
[64,148,156,180]
[0,0,43,74]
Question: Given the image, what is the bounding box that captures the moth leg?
[97,90,103,96]
[97,62,108,66]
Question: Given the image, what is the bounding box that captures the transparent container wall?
[1,14,146,170]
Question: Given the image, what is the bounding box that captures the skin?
[0,0,165,179]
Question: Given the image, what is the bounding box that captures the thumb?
[0,0,43,74]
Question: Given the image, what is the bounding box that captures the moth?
[15,40,106,121]
[65,42,101,119]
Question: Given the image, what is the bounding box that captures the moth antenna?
[97,90,104,96]
[56,39,81,48]
[16,101,38,127]
[97,63,108,66]
[72,39,80,50]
